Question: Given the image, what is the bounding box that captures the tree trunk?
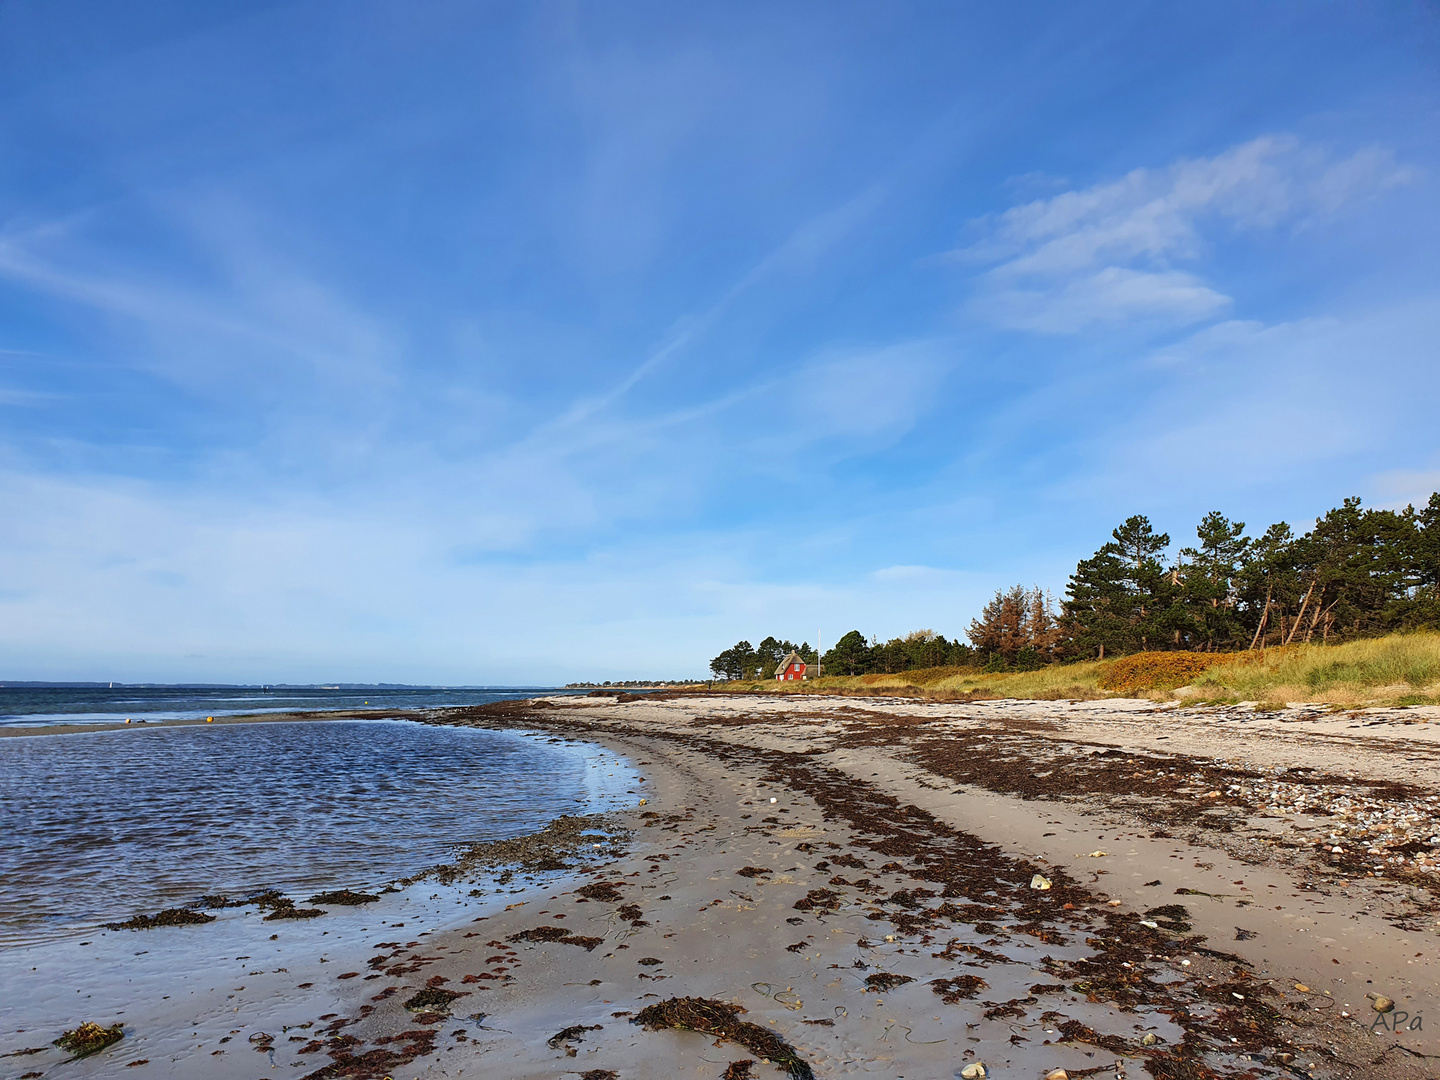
[1302,594,1333,644]
[1248,585,1273,650]
[1283,580,1317,646]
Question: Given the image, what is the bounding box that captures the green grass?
[714,631,1440,708]
[1184,633,1440,706]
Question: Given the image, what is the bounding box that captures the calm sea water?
[0,719,638,946]
[0,684,579,726]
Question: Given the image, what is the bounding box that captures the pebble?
[960,1063,987,1079]
[1030,875,1052,890]
[1370,994,1394,1014]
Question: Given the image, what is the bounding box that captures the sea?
[0,683,576,727]
[0,684,643,1068]
[0,686,634,942]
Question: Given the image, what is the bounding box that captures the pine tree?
[1176,511,1251,650]
[823,630,871,675]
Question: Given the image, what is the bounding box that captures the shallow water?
[0,720,638,946]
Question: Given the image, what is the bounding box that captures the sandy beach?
[7,693,1440,1080]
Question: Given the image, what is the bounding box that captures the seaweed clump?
[403,988,465,1013]
[103,908,215,931]
[308,889,380,906]
[54,1022,124,1058]
[263,900,325,921]
[632,997,814,1080]
[792,889,840,912]
[575,881,625,902]
[508,926,604,950]
[547,1024,602,1053]
[1144,904,1193,933]
[863,972,914,992]
[930,975,988,1003]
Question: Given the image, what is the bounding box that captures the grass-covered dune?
[712,631,1440,708]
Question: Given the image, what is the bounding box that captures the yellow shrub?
[1097,651,1222,693]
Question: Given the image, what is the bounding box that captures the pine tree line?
[707,492,1440,678]
[1063,494,1440,658]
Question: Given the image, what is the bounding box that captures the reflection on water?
[0,720,634,945]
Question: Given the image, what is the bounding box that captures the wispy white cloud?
[984,267,1229,333]
[959,136,1414,333]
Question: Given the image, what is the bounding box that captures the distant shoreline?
[0,708,418,738]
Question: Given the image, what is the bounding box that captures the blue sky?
[1,2,1437,684]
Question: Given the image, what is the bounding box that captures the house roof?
[774,650,805,676]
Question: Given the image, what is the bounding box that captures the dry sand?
[9,693,1440,1080]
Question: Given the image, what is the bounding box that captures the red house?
[775,650,807,681]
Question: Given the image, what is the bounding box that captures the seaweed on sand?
[632,997,814,1080]
[792,888,840,912]
[930,975,988,1003]
[1143,904,1193,933]
[198,894,250,908]
[863,973,914,992]
[309,889,380,905]
[575,881,626,902]
[263,901,325,920]
[507,926,604,950]
[103,908,216,931]
[54,1022,123,1058]
[403,988,465,1013]
[546,1023,601,1050]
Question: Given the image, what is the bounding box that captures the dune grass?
[1180,633,1440,707]
[718,632,1440,708]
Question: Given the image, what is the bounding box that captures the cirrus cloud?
[959,135,1415,333]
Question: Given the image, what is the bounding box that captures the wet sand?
[5,694,1439,1079]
